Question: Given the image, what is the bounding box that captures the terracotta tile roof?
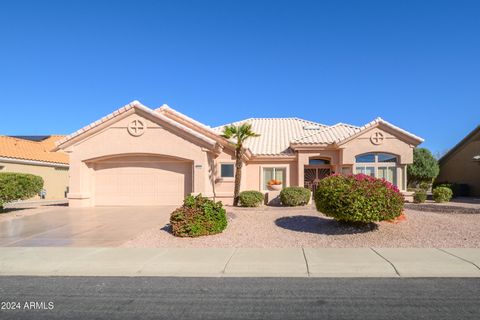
[215,117,423,155]
[54,101,424,158]
[0,135,69,165]
[292,117,423,146]
[292,123,361,144]
[213,118,327,155]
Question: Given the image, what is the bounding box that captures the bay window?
[355,153,398,186]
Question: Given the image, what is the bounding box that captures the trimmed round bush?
[314,174,404,223]
[0,172,44,210]
[239,190,264,207]
[280,187,311,206]
[413,190,427,203]
[432,186,453,203]
[170,194,227,237]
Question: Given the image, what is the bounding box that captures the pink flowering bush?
[315,174,404,223]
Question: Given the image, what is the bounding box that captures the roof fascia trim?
[55,101,218,151]
[336,119,424,147]
[0,156,69,168]
[439,125,480,164]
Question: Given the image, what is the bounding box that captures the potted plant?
[267,179,283,191]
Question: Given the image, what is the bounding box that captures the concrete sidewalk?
[0,247,479,277]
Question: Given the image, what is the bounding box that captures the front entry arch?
[304,166,332,193]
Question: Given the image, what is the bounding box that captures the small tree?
[221,123,260,206]
[407,148,439,188]
[0,173,44,211]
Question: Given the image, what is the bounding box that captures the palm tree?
[221,123,260,206]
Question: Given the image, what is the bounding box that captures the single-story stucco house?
[0,135,69,199]
[437,125,480,197]
[54,101,423,207]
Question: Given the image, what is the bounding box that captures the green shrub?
[314,174,404,223]
[170,194,227,237]
[418,181,431,191]
[432,186,453,203]
[433,181,470,197]
[0,172,44,210]
[280,187,311,206]
[407,148,439,187]
[413,190,427,203]
[434,182,452,190]
[239,190,264,207]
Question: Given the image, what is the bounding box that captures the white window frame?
[259,165,290,191]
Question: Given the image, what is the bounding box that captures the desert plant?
[280,187,311,206]
[170,194,227,237]
[221,123,260,206]
[314,174,404,223]
[432,186,453,203]
[407,148,439,187]
[0,172,44,211]
[413,190,427,203]
[239,190,264,207]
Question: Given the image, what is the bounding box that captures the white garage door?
[94,157,192,206]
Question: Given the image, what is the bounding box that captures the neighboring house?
[54,101,423,207]
[437,125,480,197]
[0,135,69,199]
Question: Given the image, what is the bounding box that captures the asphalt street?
[0,277,478,319]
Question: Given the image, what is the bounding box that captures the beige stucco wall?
[245,160,298,191]
[64,109,218,207]
[341,127,414,165]
[0,161,69,199]
[437,138,480,196]
[212,149,236,202]
[339,127,415,191]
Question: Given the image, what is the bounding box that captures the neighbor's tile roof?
[213,118,327,155]
[0,135,69,165]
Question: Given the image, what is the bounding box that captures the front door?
[304,166,332,193]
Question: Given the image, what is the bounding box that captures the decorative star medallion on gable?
[127,119,146,137]
[370,131,384,145]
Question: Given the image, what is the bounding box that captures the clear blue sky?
[1,0,479,155]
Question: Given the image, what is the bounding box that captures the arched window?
[355,153,398,185]
[308,158,331,165]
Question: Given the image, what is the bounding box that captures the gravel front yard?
[121,205,480,248]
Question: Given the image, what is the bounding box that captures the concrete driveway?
[0,206,174,247]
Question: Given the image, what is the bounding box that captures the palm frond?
[221,123,260,148]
